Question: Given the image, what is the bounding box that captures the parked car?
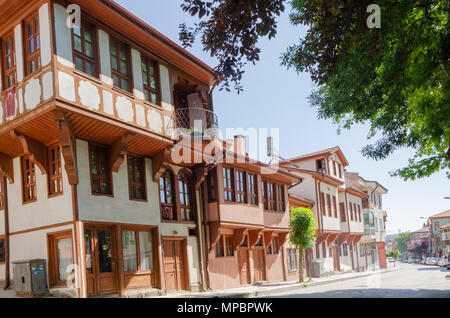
[408,257,415,263]
[425,257,432,265]
[428,258,438,266]
[415,258,423,264]
[387,257,395,263]
[437,257,446,267]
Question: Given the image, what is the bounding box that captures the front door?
[84,226,117,296]
[238,250,250,286]
[333,246,341,272]
[252,249,266,282]
[163,239,187,292]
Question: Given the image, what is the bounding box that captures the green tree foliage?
[395,232,411,253]
[180,0,450,179]
[387,249,400,260]
[289,207,316,282]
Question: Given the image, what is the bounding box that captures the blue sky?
[116,0,449,234]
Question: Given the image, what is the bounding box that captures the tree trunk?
[298,247,304,283]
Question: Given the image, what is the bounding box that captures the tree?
[395,232,411,254]
[289,207,316,282]
[387,249,400,260]
[180,0,450,180]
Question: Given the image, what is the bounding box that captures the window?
[110,39,130,91]
[21,156,37,203]
[327,194,332,217]
[349,202,354,221]
[353,203,357,221]
[261,181,267,209]
[435,222,440,231]
[160,170,175,220]
[322,243,327,258]
[207,168,217,202]
[329,247,333,257]
[0,179,4,210]
[72,21,96,77]
[48,231,73,286]
[276,185,285,212]
[141,57,160,105]
[0,238,4,263]
[343,243,348,256]
[288,249,297,271]
[339,203,346,222]
[266,182,275,211]
[89,145,112,195]
[332,196,337,218]
[358,205,361,222]
[332,160,337,176]
[315,243,320,259]
[316,159,326,173]
[266,240,273,255]
[24,13,40,75]
[247,173,257,205]
[48,145,63,196]
[122,230,153,272]
[223,167,234,202]
[235,169,246,203]
[338,164,342,179]
[225,236,234,257]
[128,156,146,200]
[2,32,16,88]
[272,237,279,254]
[178,171,193,221]
[320,192,326,216]
[215,236,224,257]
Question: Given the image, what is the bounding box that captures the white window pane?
[122,231,137,272]
[139,232,153,271]
[56,238,73,281]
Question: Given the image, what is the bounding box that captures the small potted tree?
[289,207,316,283]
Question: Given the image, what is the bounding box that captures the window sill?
[48,193,64,199]
[73,69,101,84]
[91,192,114,198]
[161,220,196,225]
[129,198,148,203]
[22,200,37,206]
[112,86,135,99]
[144,100,165,112]
[287,269,298,273]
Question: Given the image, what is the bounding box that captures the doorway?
[162,239,188,292]
[333,245,341,272]
[238,249,250,286]
[84,226,118,296]
[252,248,266,282]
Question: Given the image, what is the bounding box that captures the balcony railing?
[166,108,219,139]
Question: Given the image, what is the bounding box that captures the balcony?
[166,108,219,139]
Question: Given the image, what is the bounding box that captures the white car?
[387,257,395,263]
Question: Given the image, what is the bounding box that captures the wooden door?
[252,249,266,282]
[84,227,117,296]
[163,239,186,292]
[333,246,341,272]
[238,250,250,286]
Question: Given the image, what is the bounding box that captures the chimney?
[225,139,234,152]
[234,135,246,157]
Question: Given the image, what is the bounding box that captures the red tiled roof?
[282,146,349,166]
[430,209,450,219]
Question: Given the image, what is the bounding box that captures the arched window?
[160,170,175,220]
[178,172,193,221]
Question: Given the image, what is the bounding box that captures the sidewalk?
[158,264,399,298]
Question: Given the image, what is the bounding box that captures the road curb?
[208,267,399,298]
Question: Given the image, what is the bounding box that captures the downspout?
[201,181,211,290]
[3,176,10,290]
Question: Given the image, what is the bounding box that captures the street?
[266,263,450,298]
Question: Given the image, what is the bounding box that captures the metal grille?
[166,108,219,139]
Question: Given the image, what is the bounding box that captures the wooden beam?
[0,153,13,184]
[278,232,289,247]
[249,229,263,248]
[194,166,209,190]
[109,132,136,173]
[10,130,46,175]
[233,228,248,250]
[53,110,78,185]
[152,147,171,182]
[264,231,273,247]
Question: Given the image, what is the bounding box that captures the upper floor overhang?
[288,194,314,208]
[281,146,349,167]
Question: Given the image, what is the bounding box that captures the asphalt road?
[266,263,450,298]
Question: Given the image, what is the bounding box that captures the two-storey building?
[429,210,450,257]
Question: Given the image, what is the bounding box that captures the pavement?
[157,262,400,298]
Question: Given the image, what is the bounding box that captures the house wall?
[208,250,240,290]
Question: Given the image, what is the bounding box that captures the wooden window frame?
[287,249,297,271]
[235,169,247,204]
[215,235,225,258]
[349,202,354,221]
[89,144,113,196]
[160,169,176,221]
[332,195,337,218]
[326,194,332,217]
[47,144,63,197]
[121,229,155,274]
[266,182,275,211]
[358,205,361,222]
[276,184,285,212]
[316,159,326,174]
[71,20,98,78]
[0,236,5,264]
[2,31,17,89]
[247,172,258,206]
[261,180,267,210]
[127,156,147,201]
[110,38,132,92]
[320,192,326,216]
[178,171,194,222]
[47,230,74,287]
[225,236,234,257]
[21,155,37,204]
[322,243,327,258]
[223,167,234,202]
[315,243,320,259]
[272,237,279,254]
[141,55,161,105]
[24,12,41,76]
[262,180,286,212]
[207,167,217,202]
[332,160,337,176]
[339,202,346,222]
[338,163,342,179]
